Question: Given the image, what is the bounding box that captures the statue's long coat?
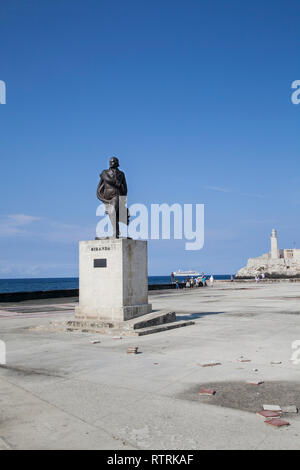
[97,168,129,225]
[97,168,127,203]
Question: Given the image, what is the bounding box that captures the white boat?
[173,270,200,277]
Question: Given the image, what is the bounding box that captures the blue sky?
[0,0,300,277]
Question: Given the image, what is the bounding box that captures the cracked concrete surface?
[1,281,300,449]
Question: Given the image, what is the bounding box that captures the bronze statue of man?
[97,157,129,238]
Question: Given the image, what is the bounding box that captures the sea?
[0,275,234,293]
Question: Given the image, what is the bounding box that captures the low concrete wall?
[0,289,79,302]
[0,283,185,302]
[148,283,179,291]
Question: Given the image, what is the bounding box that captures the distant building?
[236,229,300,278]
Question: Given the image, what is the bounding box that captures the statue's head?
[109,157,119,169]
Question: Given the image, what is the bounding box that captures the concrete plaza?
[1,281,300,450]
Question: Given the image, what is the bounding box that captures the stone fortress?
[236,229,300,278]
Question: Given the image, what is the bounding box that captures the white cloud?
[204,186,232,193]
[2,265,40,276]
[7,214,41,225]
[204,186,266,199]
[0,213,93,242]
[0,214,41,236]
[0,261,76,277]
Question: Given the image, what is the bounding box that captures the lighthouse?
[271,229,279,259]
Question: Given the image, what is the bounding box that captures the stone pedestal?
[75,238,152,322]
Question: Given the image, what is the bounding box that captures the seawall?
[0,283,185,302]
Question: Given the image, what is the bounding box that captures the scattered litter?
[270,361,282,365]
[247,380,264,385]
[238,359,251,363]
[281,405,298,414]
[257,410,281,419]
[264,418,290,428]
[263,404,282,412]
[199,362,222,368]
[199,389,216,396]
[127,347,138,354]
[90,340,101,344]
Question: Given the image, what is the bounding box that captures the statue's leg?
[115,197,120,238]
[108,198,119,238]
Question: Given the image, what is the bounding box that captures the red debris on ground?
[264,418,290,428]
[199,389,216,396]
[257,410,281,419]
